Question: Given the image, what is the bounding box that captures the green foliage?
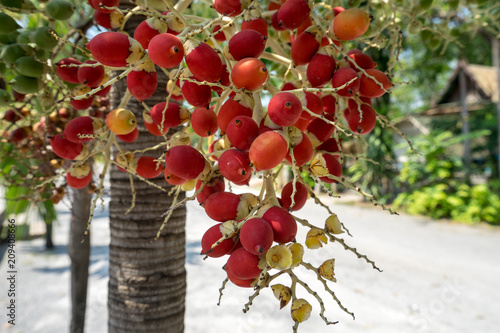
[394,130,499,224]
[393,183,500,224]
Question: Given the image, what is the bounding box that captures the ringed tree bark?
[107,10,186,333]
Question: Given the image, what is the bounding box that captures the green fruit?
[419,0,433,9]
[0,13,20,34]
[35,48,50,62]
[449,0,459,10]
[16,30,32,44]
[420,29,433,42]
[0,62,7,74]
[14,56,44,78]
[408,20,423,35]
[33,26,58,50]
[428,35,441,51]
[46,0,75,20]
[0,0,28,9]
[347,0,361,7]
[9,75,43,94]
[0,89,12,106]
[0,31,19,45]
[0,44,27,64]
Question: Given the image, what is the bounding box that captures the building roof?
[436,61,497,105]
[423,61,498,116]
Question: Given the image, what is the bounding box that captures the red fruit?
[347,103,377,135]
[150,101,188,129]
[277,0,311,30]
[280,181,308,211]
[262,206,298,243]
[299,91,323,122]
[231,58,268,91]
[292,117,310,132]
[240,218,274,255]
[332,8,371,41]
[285,131,313,166]
[77,60,105,87]
[232,172,252,186]
[127,67,158,102]
[226,269,254,288]
[87,32,144,67]
[201,223,234,258]
[218,94,253,134]
[12,90,25,102]
[163,164,187,185]
[226,115,259,150]
[241,17,268,38]
[91,0,119,13]
[50,134,86,160]
[218,149,252,183]
[116,126,139,142]
[8,127,29,144]
[291,30,320,66]
[191,106,218,137]
[136,156,164,179]
[2,109,21,123]
[70,86,95,111]
[331,67,360,97]
[271,11,285,31]
[267,92,303,127]
[185,41,223,83]
[213,0,247,16]
[359,69,392,98]
[321,94,337,114]
[212,65,230,95]
[281,82,298,91]
[318,153,343,183]
[316,138,342,157]
[133,18,168,49]
[144,112,169,136]
[164,145,205,180]
[307,49,336,87]
[196,176,225,204]
[64,116,101,143]
[212,25,226,41]
[148,33,184,68]
[347,96,372,115]
[346,50,377,71]
[228,30,266,61]
[56,58,82,84]
[296,16,313,35]
[203,192,240,222]
[66,164,92,189]
[249,131,288,170]
[180,77,212,107]
[94,10,123,30]
[306,113,335,146]
[333,6,345,17]
[225,247,261,279]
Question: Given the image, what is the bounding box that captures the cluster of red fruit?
[44,0,391,328]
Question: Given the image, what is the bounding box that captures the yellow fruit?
[271,284,292,309]
[290,299,312,323]
[106,108,137,135]
[266,245,293,270]
[318,259,337,282]
[325,213,344,234]
[305,227,328,249]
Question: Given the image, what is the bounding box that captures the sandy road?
[1,195,499,333]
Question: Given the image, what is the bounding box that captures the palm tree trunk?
[107,10,186,332]
[69,187,92,333]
